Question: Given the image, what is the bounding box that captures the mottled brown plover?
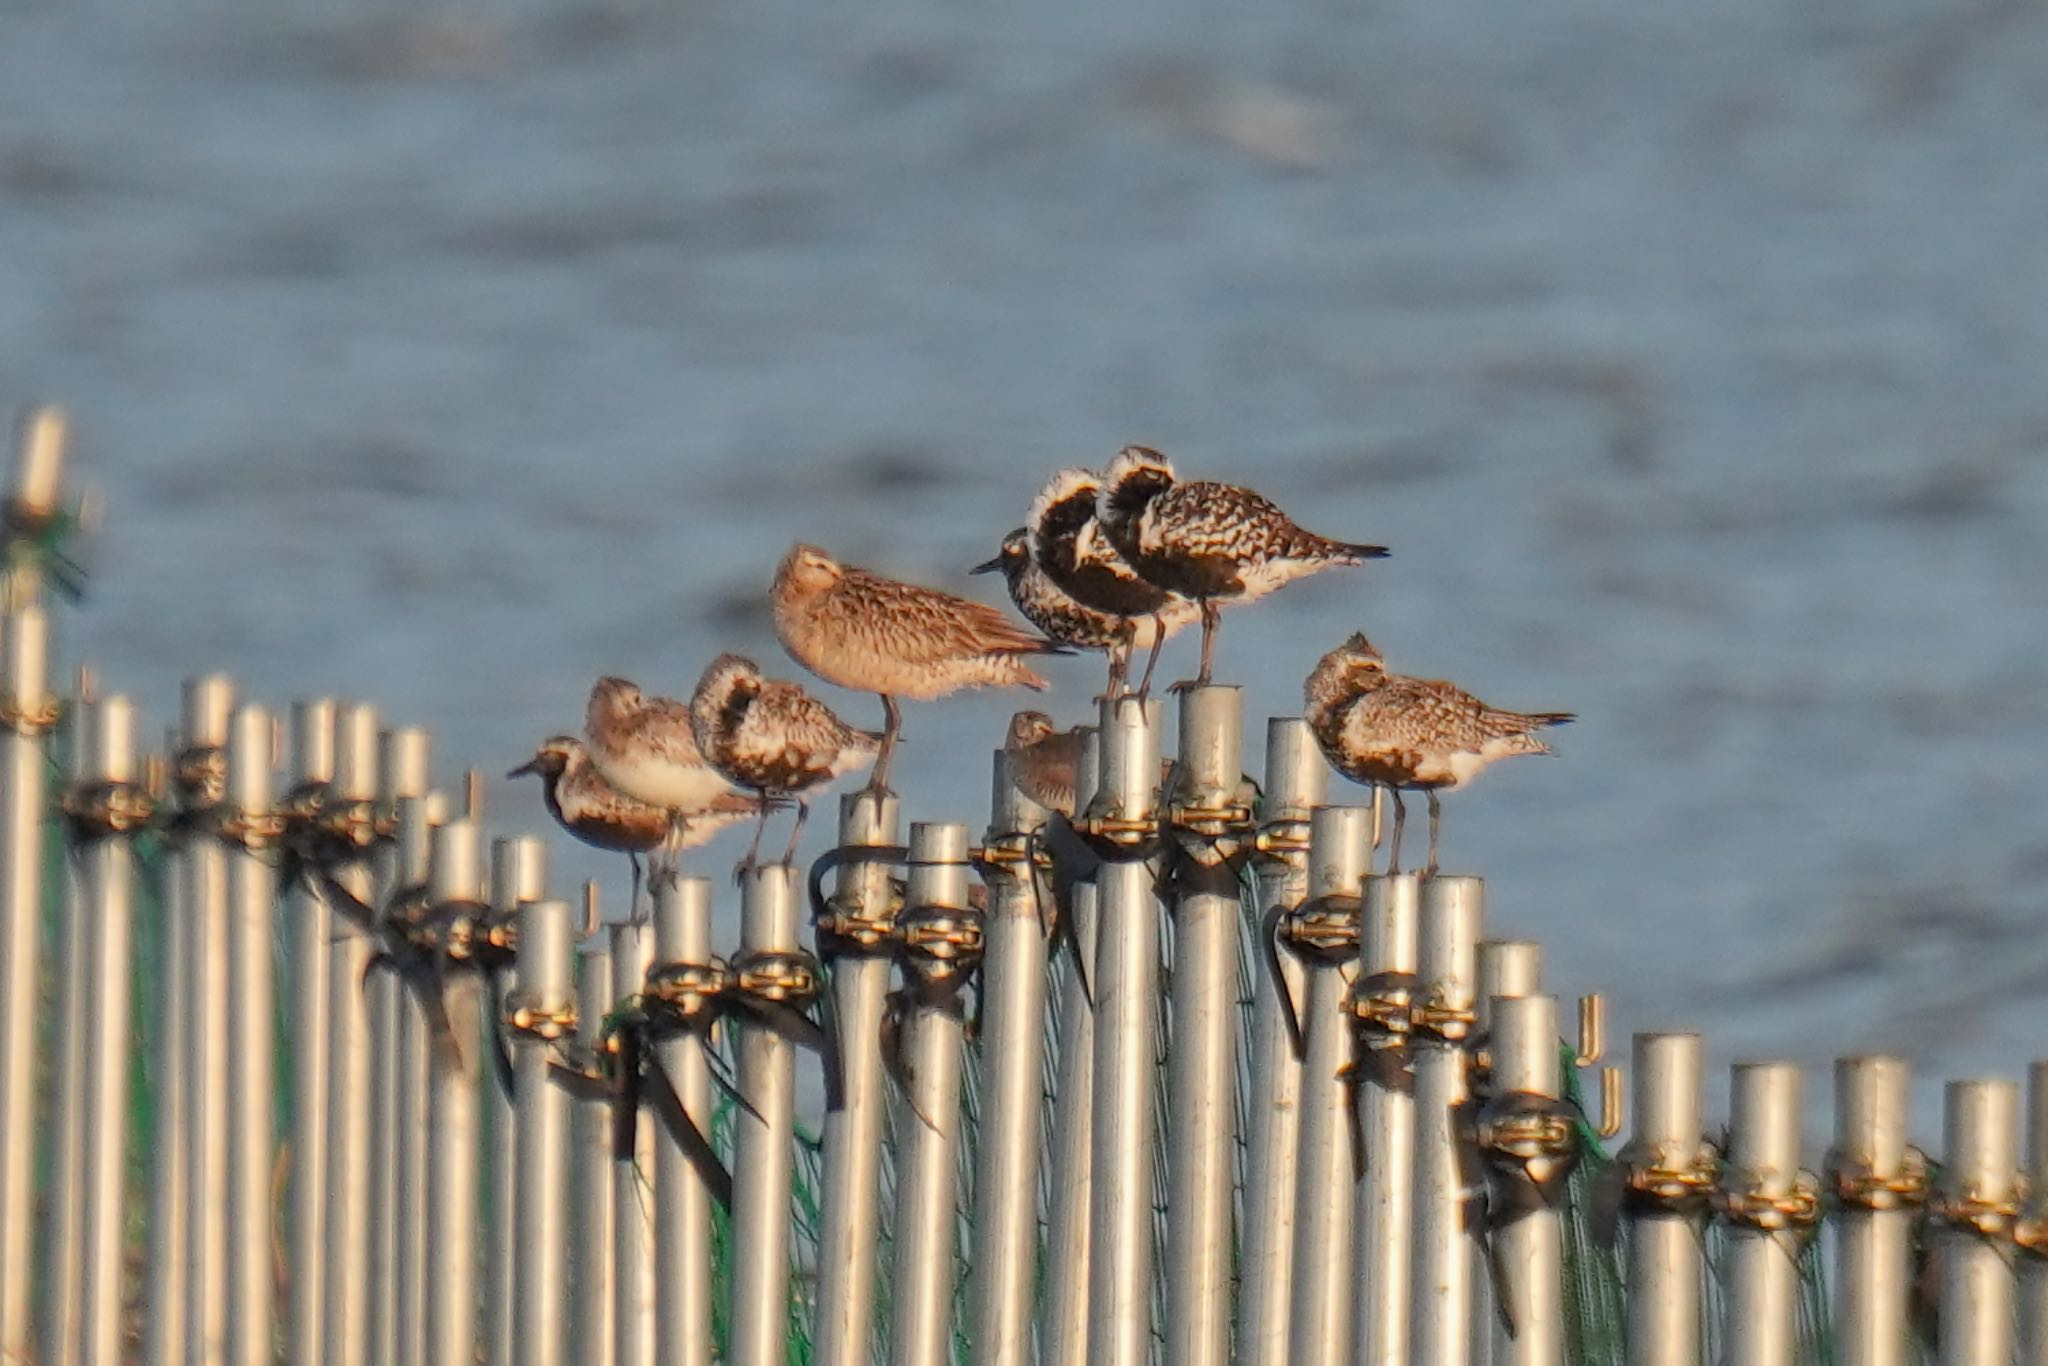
[1303,633,1573,875]
[1026,466,1193,696]
[973,526,1196,698]
[584,675,738,814]
[688,652,883,869]
[510,734,767,903]
[1100,445,1389,686]
[772,542,1062,794]
[1001,709,1088,817]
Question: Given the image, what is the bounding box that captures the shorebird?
[1025,467,1194,697]
[1303,633,1574,876]
[1002,710,1088,817]
[688,652,883,870]
[509,735,767,905]
[772,542,1062,794]
[584,675,737,813]
[1098,445,1389,687]
[975,523,1198,698]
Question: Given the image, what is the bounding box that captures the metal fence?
[3,406,2046,1366]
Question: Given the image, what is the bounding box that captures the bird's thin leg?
[1103,635,1129,702]
[779,796,811,868]
[629,853,644,916]
[1425,790,1442,879]
[1173,600,1219,692]
[737,801,768,881]
[866,695,902,796]
[1134,616,1168,700]
[1387,788,1407,876]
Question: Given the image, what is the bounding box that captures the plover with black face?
[509,734,767,902]
[1099,445,1389,687]
[771,542,1062,795]
[1026,466,1193,697]
[973,526,1196,698]
[1303,633,1573,876]
[687,652,882,870]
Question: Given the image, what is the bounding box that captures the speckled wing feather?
[622,695,713,766]
[832,565,1062,662]
[725,680,879,792]
[1012,560,1128,651]
[1147,481,1369,566]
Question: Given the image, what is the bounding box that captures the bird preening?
[514,444,1570,883]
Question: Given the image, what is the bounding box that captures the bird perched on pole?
[1024,467,1194,698]
[771,542,1063,795]
[973,527,1197,700]
[1303,633,1573,876]
[687,652,882,872]
[1098,445,1389,687]
[509,735,767,907]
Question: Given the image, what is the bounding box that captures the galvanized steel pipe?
[1410,875,1484,1366]
[423,816,485,1366]
[181,675,234,1366]
[286,697,337,1366]
[224,702,278,1366]
[1937,1079,2018,1366]
[613,920,658,1366]
[1351,871,1420,1366]
[373,729,432,1366]
[1485,993,1565,1366]
[485,836,548,1366]
[322,703,380,1366]
[1831,1056,1913,1366]
[0,606,50,1364]
[512,897,577,1366]
[1622,1033,1704,1366]
[653,876,715,1366]
[728,864,802,1366]
[1721,1062,1805,1366]
[572,935,616,1366]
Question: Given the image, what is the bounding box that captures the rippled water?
[3,0,2046,1115]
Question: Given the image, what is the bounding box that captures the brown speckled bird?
[584,676,737,813]
[772,542,1063,794]
[1304,633,1573,875]
[1100,446,1389,687]
[974,526,1197,698]
[688,652,883,870]
[1002,710,1088,817]
[509,735,766,904]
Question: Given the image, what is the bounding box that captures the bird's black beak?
[970,555,1003,575]
[506,758,540,779]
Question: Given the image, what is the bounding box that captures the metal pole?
[145,727,192,1366]
[1159,685,1241,1366]
[486,836,549,1366]
[573,935,616,1366]
[1830,1055,1912,1366]
[224,701,278,1366]
[423,815,485,1366]
[1484,994,1565,1366]
[178,675,235,1366]
[1086,694,1163,1366]
[1284,805,1372,1366]
[512,898,577,1366]
[1351,871,1421,1366]
[728,865,802,1366]
[38,682,89,1366]
[968,749,1049,1366]
[372,729,432,1366]
[286,698,338,1366]
[614,920,659,1366]
[1471,939,1542,1366]
[1236,718,1324,1366]
[0,605,51,1365]
[323,703,381,1366]
[1621,1033,1704,1366]
[1039,723,1102,1366]
[74,694,142,1365]
[2021,1062,2048,1364]
[653,876,715,1366]
[1937,1079,2019,1366]
[888,823,975,1366]
[1720,1062,1803,1366]
[1410,875,1484,1366]
[811,790,902,1366]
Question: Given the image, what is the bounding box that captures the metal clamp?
[1165,797,1255,840]
[898,903,985,987]
[1071,811,1160,851]
[814,897,902,957]
[0,695,60,738]
[1620,1139,1721,1214]
[59,778,157,839]
[2015,1211,2048,1259]
[1280,895,1360,962]
[1928,1178,2029,1241]
[972,831,1051,877]
[318,796,388,852]
[1825,1145,1930,1212]
[643,957,732,1029]
[1347,969,1418,1050]
[1476,1090,1583,1189]
[172,743,227,809]
[1410,988,1477,1044]
[502,991,579,1042]
[1713,1165,1823,1233]
[1251,815,1313,861]
[215,805,289,849]
[731,948,822,1006]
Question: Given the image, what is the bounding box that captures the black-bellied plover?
[1001,709,1088,817]
[974,526,1196,698]
[1026,466,1194,697]
[688,652,883,870]
[1303,633,1573,875]
[510,734,766,902]
[772,542,1062,795]
[1099,445,1389,686]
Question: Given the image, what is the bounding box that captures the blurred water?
[3,0,2046,1118]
